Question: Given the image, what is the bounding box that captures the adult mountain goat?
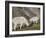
[29,16,39,24]
[12,17,29,30]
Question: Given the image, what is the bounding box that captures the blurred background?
[12,7,40,20]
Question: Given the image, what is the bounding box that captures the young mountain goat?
[29,16,39,24]
[12,17,29,30]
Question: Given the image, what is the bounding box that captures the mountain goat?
[29,16,39,24]
[12,17,29,30]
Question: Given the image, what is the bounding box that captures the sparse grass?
[30,23,40,30]
[12,23,40,31]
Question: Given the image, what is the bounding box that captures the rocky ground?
[12,23,40,31]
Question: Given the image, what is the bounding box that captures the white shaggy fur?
[29,16,39,23]
[12,17,29,30]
